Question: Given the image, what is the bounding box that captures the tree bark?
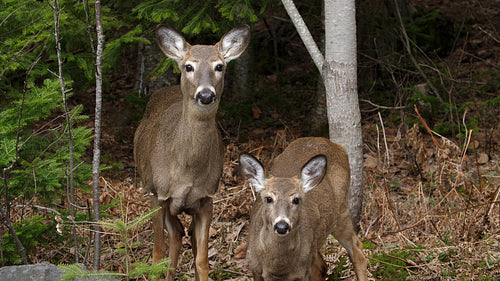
[324,0,363,230]
[92,0,105,271]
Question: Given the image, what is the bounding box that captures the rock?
[0,262,61,281]
[0,262,118,281]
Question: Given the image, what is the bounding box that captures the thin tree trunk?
[52,0,79,261]
[324,0,363,230]
[92,0,105,270]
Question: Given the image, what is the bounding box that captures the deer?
[133,25,250,281]
[239,137,368,281]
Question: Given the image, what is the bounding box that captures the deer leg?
[190,197,213,281]
[310,251,327,281]
[163,202,184,281]
[333,215,368,281]
[151,196,167,264]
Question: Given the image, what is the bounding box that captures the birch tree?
[281,0,363,229]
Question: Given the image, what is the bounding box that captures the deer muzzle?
[196,88,216,105]
[273,220,291,236]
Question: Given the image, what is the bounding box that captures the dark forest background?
[1,0,499,279]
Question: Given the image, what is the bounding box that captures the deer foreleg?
[191,197,213,281]
[164,201,184,281]
[151,197,167,264]
[335,231,368,281]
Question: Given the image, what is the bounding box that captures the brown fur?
[241,137,368,281]
[134,26,249,281]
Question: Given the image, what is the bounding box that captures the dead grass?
[74,120,498,280]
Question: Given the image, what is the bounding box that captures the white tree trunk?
[281,0,364,229]
[324,0,363,229]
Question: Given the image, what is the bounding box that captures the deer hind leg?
[333,214,368,281]
[189,197,213,281]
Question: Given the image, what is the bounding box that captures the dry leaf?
[234,243,247,259]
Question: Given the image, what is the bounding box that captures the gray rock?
[0,262,61,281]
[0,262,118,281]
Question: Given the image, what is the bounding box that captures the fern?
[58,263,122,281]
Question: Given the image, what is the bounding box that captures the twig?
[13,205,61,215]
[378,112,390,166]
[413,105,441,149]
[361,99,410,110]
[487,185,500,217]
[478,26,500,45]
[393,0,443,102]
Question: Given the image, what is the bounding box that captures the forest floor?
[14,0,500,280]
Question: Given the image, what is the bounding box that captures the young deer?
[240,137,368,281]
[134,25,250,281]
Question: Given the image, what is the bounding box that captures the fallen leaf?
[478,153,489,164]
[234,243,247,259]
[364,155,378,169]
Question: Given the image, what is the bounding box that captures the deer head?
[156,25,250,110]
[240,153,327,236]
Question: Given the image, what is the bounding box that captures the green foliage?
[59,263,119,281]
[98,204,168,280]
[327,257,348,280]
[1,215,61,265]
[103,25,151,72]
[371,249,414,280]
[133,0,265,37]
[0,78,93,204]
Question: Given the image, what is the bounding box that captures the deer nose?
[274,221,291,235]
[196,89,216,105]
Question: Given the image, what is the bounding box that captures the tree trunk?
[92,0,104,270]
[324,0,363,230]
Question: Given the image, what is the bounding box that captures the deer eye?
[215,64,224,72]
[185,64,194,72]
[264,196,273,203]
[292,197,301,205]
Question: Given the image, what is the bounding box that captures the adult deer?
[240,137,368,281]
[134,25,250,281]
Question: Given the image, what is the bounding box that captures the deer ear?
[300,155,327,193]
[156,26,189,63]
[239,153,266,192]
[218,25,250,63]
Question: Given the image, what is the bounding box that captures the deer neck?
[172,99,220,158]
[258,224,301,265]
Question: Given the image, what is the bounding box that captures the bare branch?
[280,0,324,72]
